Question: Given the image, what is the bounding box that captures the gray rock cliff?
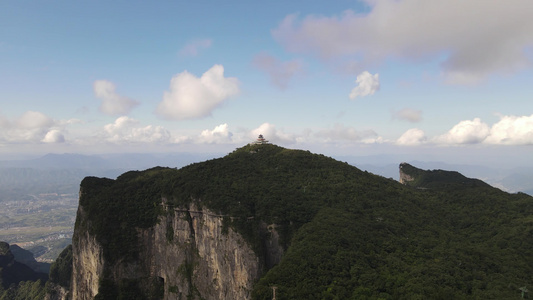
[70,199,280,299]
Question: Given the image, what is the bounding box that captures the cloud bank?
[199,123,233,143]
[251,123,296,144]
[273,0,533,84]
[485,115,533,145]
[398,114,533,146]
[156,65,240,120]
[397,128,426,146]
[93,80,139,115]
[0,111,66,144]
[434,118,490,144]
[102,116,171,143]
[315,123,380,143]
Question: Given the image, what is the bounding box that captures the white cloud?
[397,128,426,146]
[93,80,139,115]
[102,116,171,143]
[315,123,379,142]
[199,123,233,143]
[251,123,295,144]
[400,115,533,146]
[156,65,240,120]
[16,111,54,129]
[435,118,490,144]
[349,71,380,99]
[273,1,533,84]
[392,108,422,123]
[252,53,304,89]
[0,111,66,143]
[485,114,533,145]
[179,39,213,57]
[42,130,65,143]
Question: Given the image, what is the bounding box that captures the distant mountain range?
[0,152,221,201]
[351,160,533,196]
[0,152,531,200]
[0,152,220,171]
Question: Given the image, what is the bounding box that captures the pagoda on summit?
[252,134,270,145]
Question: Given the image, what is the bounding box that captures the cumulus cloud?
[434,118,490,144]
[0,111,66,143]
[16,111,54,129]
[251,123,295,144]
[422,115,533,145]
[252,53,304,89]
[349,71,380,99]
[42,129,65,143]
[273,1,533,84]
[156,65,240,120]
[179,39,213,57]
[93,80,139,115]
[392,108,422,123]
[199,123,233,143]
[397,128,426,146]
[485,114,533,145]
[315,123,379,143]
[102,116,171,143]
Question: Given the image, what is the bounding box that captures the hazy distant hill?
[0,242,48,292]
[353,160,533,196]
[1,152,531,200]
[0,152,219,170]
[0,152,219,202]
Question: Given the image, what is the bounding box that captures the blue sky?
[1,0,532,167]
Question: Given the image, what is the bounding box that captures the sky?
[1,0,532,167]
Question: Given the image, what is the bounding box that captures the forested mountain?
[0,242,48,299]
[68,144,533,299]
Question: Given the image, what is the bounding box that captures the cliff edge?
[399,162,491,189]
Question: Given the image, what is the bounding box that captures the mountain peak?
[399,162,490,189]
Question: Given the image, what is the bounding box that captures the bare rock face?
[399,162,415,184]
[71,201,263,300]
[71,206,105,300]
[45,284,70,300]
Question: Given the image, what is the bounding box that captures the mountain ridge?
[55,144,533,299]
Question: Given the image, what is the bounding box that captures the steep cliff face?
[399,162,490,189]
[71,200,271,300]
[71,206,104,299]
[45,284,70,300]
[399,162,415,184]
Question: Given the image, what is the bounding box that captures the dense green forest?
[78,144,533,299]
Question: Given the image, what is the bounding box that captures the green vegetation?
[47,244,72,289]
[77,144,533,299]
[400,162,490,189]
[0,279,46,300]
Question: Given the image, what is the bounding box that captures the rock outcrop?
[399,162,415,184]
[70,200,276,300]
[399,162,490,189]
